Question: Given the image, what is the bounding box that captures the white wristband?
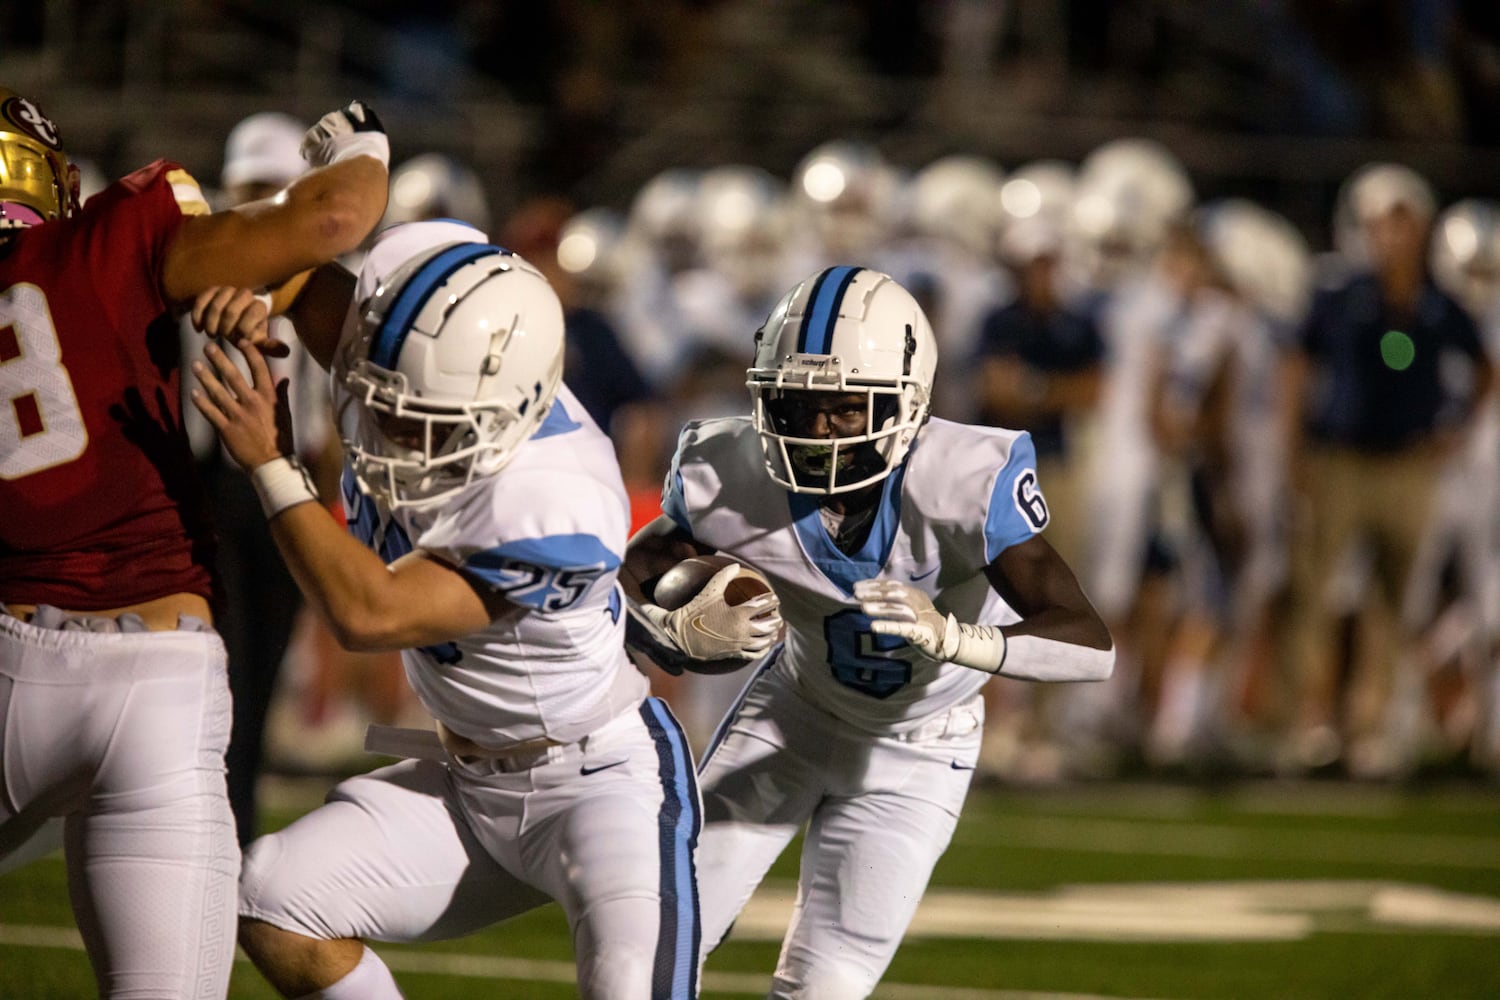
[942,616,1010,674]
[321,131,389,168]
[250,455,319,520]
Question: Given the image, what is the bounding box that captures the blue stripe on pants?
[641,697,702,999]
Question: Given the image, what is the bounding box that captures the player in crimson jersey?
[0,87,388,998]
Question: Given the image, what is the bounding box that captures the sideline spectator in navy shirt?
[974,215,1105,568]
[1281,163,1494,778]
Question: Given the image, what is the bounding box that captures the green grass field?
[3,777,1498,999]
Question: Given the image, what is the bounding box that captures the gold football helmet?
[0,87,78,228]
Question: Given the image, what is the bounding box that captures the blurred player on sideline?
[0,89,388,998]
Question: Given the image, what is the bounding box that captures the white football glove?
[301,100,389,170]
[642,564,782,662]
[854,579,1008,674]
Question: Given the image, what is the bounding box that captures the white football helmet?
[748,267,937,494]
[338,243,566,509]
[1333,162,1437,268]
[697,164,791,300]
[792,140,901,261]
[626,167,703,273]
[1431,198,1500,319]
[1196,199,1313,328]
[556,205,625,304]
[1069,137,1193,287]
[905,154,1004,258]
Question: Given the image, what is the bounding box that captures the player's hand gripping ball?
[644,555,782,671]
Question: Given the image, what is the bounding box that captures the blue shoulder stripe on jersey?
[465,533,621,579]
[787,459,907,597]
[532,397,582,440]
[985,431,1045,562]
[641,697,702,1000]
[369,242,502,369]
[796,265,861,354]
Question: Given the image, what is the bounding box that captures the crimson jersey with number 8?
[0,161,216,609]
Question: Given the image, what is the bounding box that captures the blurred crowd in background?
[9,0,1500,788]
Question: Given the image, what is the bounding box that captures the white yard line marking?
[963,816,1500,869]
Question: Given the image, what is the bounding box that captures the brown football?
[653,554,773,611]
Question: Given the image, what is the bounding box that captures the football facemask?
[748,266,936,494]
[337,242,566,510]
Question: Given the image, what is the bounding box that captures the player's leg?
[62,628,240,1000]
[501,699,702,1000]
[769,705,980,999]
[694,670,825,961]
[239,758,546,999]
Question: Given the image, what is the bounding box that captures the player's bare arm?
[162,101,389,308]
[191,340,506,651]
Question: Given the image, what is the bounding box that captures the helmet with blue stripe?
[338,241,565,509]
[748,266,936,494]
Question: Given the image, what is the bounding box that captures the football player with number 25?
[623,266,1115,998]
[190,220,700,1000]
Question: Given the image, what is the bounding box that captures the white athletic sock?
[298,945,404,1000]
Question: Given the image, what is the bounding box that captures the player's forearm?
[267,502,413,652]
[281,155,389,261]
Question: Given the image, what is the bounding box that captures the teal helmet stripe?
[796,265,862,354]
[369,243,507,369]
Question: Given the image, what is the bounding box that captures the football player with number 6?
[623,266,1114,998]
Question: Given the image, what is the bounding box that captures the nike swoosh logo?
[580,760,628,776]
[910,566,939,582]
[950,761,976,770]
[689,615,742,641]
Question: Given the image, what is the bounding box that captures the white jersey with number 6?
[663,415,1048,734]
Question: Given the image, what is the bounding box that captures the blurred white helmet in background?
[999,159,1077,228]
[1070,137,1194,287]
[384,153,492,233]
[697,164,791,299]
[1431,198,1500,320]
[904,154,1004,258]
[1196,198,1313,328]
[625,166,703,274]
[1333,162,1437,267]
[998,160,1077,266]
[556,205,626,302]
[792,139,902,261]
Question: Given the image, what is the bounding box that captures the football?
[653,553,773,611]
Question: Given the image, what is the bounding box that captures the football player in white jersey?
[622,266,1114,998]
[188,221,702,1000]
